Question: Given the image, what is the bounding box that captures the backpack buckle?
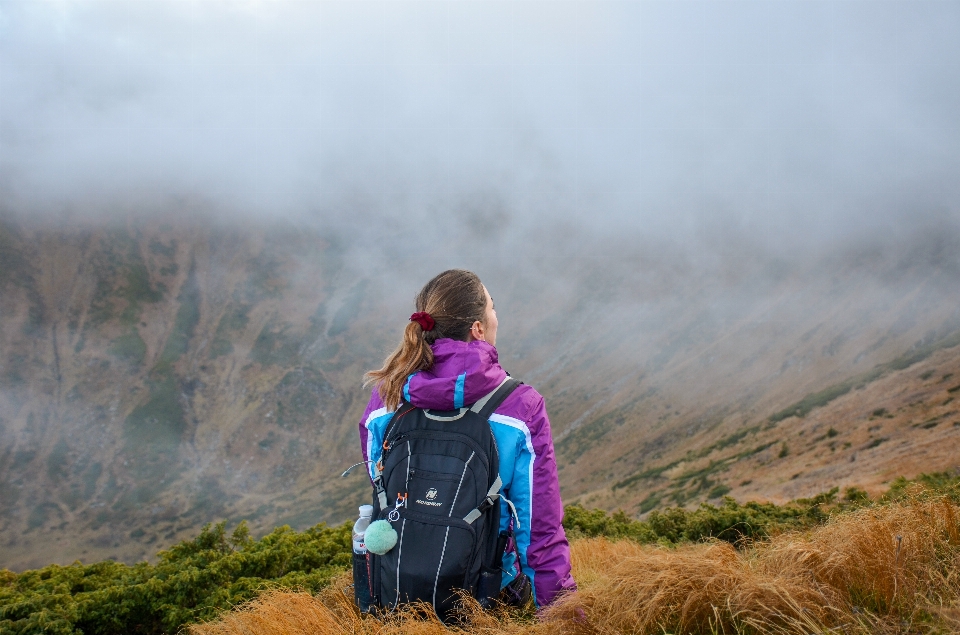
[477,495,497,514]
[374,476,388,511]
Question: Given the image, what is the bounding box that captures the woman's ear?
[468,320,485,342]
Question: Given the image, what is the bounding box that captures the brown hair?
[364,269,487,410]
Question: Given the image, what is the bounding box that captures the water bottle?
[352,504,373,611]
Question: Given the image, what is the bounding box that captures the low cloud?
[1,1,958,279]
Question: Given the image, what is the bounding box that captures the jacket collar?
[404,339,508,410]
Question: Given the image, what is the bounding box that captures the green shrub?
[884,472,960,503]
[843,486,870,503]
[563,505,657,542]
[769,375,872,422]
[644,491,836,544]
[707,483,731,499]
[0,521,351,635]
[564,489,838,547]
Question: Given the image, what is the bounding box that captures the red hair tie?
[410,312,435,332]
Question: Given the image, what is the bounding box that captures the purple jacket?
[358,338,576,607]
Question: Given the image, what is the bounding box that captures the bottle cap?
[359,504,374,517]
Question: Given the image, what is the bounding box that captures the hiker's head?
[365,269,498,410]
[415,269,497,346]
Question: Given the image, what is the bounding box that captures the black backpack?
[368,377,521,620]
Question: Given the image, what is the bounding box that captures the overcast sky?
[2,1,959,253]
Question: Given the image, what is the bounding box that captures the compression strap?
[463,475,503,524]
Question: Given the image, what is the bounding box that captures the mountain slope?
[1,214,959,570]
[0,220,386,569]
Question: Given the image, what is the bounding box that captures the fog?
[3,0,959,258]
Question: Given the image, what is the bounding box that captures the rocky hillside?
[568,333,960,514]
[0,219,391,570]
[1,214,959,570]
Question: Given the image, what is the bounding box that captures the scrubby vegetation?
[0,522,351,635]
[611,425,773,496]
[190,492,960,635]
[3,474,960,634]
[564,489,838,545]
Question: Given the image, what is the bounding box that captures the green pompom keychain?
[366,493,406,555]
[364,519,398,555]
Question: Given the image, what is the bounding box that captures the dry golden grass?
[190,496,960,635]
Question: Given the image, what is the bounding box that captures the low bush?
[0,521,350,635]
[561,505,657,542]
[565,489,839,545]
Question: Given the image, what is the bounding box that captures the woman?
[358,269,575,608]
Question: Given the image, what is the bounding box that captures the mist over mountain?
[2,211,959,571]
[3,1,960,570]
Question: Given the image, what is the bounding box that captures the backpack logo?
[416,487,443,507]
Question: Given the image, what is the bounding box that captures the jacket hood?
[404,339,508,410]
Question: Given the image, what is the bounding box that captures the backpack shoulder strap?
[470,376,523,420]
[372,401,417,511]
[382,401,417,444]
[460,377,520,525]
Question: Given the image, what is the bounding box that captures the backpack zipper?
[380,433,408,465]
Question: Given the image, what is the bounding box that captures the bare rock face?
[1,214,959,570]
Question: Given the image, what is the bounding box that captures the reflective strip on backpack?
[431,452,475,609]
[423,408,468,421]
[395,517,407,608]
[433,526,451,610]
[450,453,475,516]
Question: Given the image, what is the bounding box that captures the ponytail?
[364,321,434,411]
[364,269,486,411]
